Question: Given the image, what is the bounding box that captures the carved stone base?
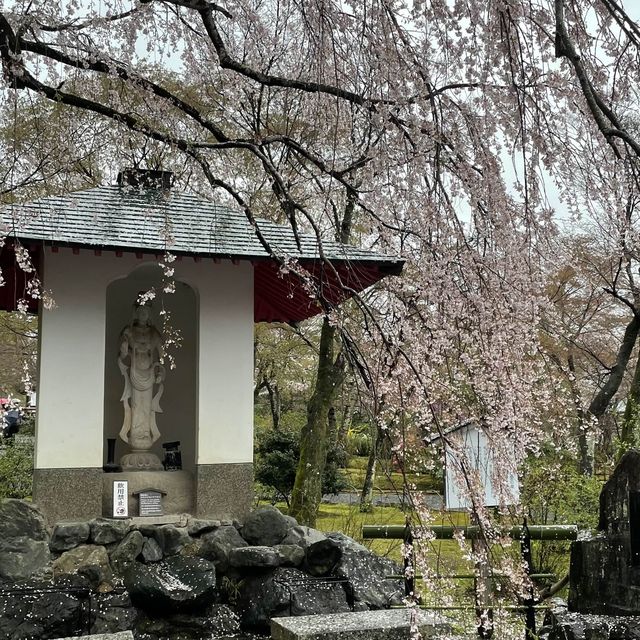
[102,470,194,517]
[120,451,163,471]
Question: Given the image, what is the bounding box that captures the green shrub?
[18,413,35,435]
[255,428,347,505]
[323,444,349,495]
[255,429,300,504]
[521,452,602,576]
[0,438,34,499]
[346,430,372,457]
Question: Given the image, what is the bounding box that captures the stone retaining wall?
[0,500,403,640]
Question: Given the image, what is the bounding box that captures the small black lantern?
[162,441,182,470]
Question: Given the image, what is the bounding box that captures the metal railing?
[363,520,578,640]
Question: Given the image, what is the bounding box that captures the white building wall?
[193,261,254,464]
[37,249,114,469]
[444,424,520,510]
[36,248,254,471]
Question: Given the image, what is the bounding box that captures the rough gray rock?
[304,538,342,577]
[91,519,130,546]
[110,531,144,575]
[282,525,327,548]
[241,506,289,546]
[0,499,50,580]
[50,522,91,553]
[544,604,640,639]
[90,591,139,635]
[52,544,112,589]
[274,544,306,567]
[198,524,248,572]
[134,603,240,640]
[235,566,350,631]
[187,518,221,537]
[328,532,403,609]
[0,499,48,541]
[124,555,217,614]
[229,545,281,568]
[0,537,51,580]
[0,576,90,640]
[270,609,454,640]
[153,524,190,556]
[141,537,163,563]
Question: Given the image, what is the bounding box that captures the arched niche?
[103,263,198,473]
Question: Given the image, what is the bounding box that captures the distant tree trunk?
[360,421,381,511]
[253,376,281,430]
[588,314,640,418]
[567,353,592,475]
[264,378,281,430]
[327,406,338,443]
[289,318,344,525]
[620,345,640,458]
[337,394,354,444]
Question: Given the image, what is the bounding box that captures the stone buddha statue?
[118,297,165,471]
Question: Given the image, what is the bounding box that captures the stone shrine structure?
[0,169,402,523]
[569,449,640,614]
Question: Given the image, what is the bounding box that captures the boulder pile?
[0,500,403,640]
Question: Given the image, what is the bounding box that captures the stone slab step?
[270,609,451,640]
[52,632,134,640]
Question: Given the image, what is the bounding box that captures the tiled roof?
[1,185,400,266]
[0,184,403,322]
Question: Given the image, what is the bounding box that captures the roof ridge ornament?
[117,168,173,191]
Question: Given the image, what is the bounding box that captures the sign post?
[112,480,128,518]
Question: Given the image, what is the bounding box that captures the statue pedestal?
[102,470,193,517]
[120,451,163,471]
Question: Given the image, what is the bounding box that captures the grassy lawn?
[316,502,472,574]
[343,456,442,493]
[265,499,473,577]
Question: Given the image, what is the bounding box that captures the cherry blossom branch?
[555,0,640,160]
[18,38,229,143]
[34,6,143,32]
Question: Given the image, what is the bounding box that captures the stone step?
[52,632,134,640]
[270,609,451,640]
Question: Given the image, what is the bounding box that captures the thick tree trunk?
[289,318,343,525]
[290,191,354,526]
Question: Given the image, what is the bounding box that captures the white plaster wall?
[36,248,254,470]
[36,249,119,469]
[189,261,254,464]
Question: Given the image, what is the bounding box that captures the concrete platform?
[270,609,451,640]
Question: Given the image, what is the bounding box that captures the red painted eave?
[0,244,403,322]
[253,259,402,323]
[0,243,40,314]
